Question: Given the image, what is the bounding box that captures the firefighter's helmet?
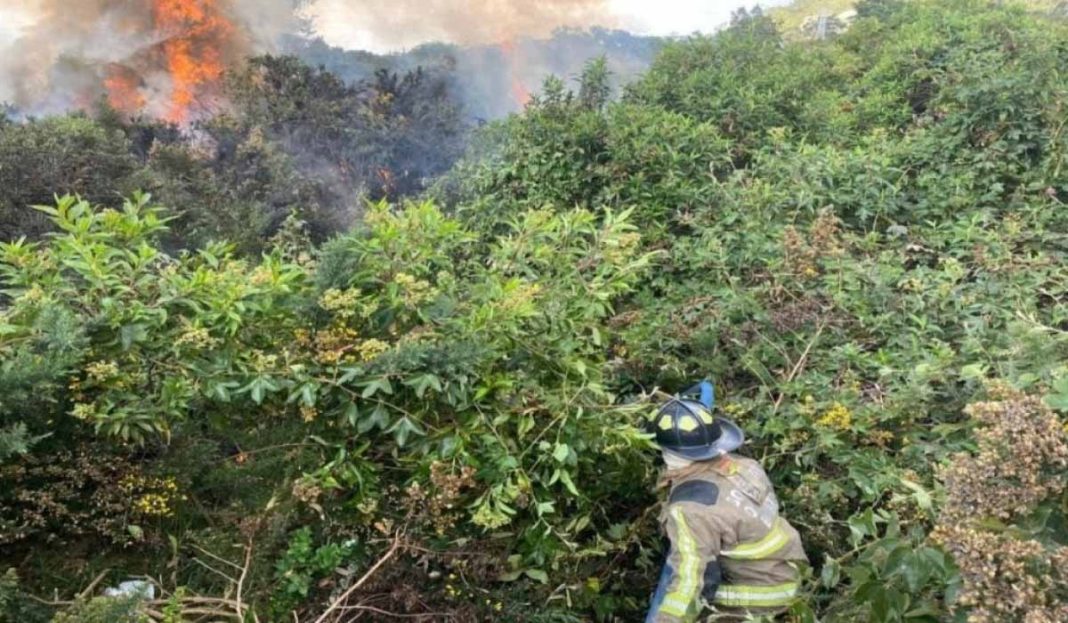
[646,381,744,461]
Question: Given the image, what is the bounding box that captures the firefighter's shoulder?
[668,478,719,507]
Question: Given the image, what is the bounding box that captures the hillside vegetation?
[2,1,1068,622]
[770,0,1067,32]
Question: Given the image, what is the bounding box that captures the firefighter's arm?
[646,496,723,623]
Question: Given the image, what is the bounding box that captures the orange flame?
[500,40,531,109]
[153,0,234,123]
[105,65,146,114]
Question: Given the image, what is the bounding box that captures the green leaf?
[250,379,265,404]
[517,415,535,438]
[357,404,390,434]
[558,469,580,497]
[386,416,425,447]
[848,508,877,546]
[342,401,359,427]
[820,557,841,589]
[209,381,239,402]
[300,383,317,406]
[523,569,549,584]
[900,479,933,511]
[404,373,442,398]
[360,378,393,398]
[959,363,987,381]
[120,323,148,351]
[552,442,570,463]
[1045,379,1068,411]
[498,569,523,582]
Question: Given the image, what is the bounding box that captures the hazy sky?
[0,1,793,53]
[309,1,793,51]
[611,0,792,33]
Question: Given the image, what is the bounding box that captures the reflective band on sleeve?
[657,506,701,619]
[712,581,799,608]
[721,517,790,560]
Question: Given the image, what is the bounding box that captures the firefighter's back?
[669,454,807,613]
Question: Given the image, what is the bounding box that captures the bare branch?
[312,532,405,623]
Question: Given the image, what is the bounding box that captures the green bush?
[1,192,655,618]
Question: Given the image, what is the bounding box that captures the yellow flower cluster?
[310,326,360,365]
[174,325,219,350]
[70,403,97,422]
[119,474,178,494]
[18,284,46,304]
[898,276,925,292]
[394,272,435,307]
[444,575,461,599]
[248,265,274,286]
[722,402,748,418]
[85,360,119,383]
[497,282,542,314]
[356,338,390,361]
[303,324,391,366]
[121,475,185,518]
[300,405,318,423]
[817,403,852,431]
[134,493,173,517]
[471,500,512,530]
[250,350,279,372]
[603,232,642,263]
[319,288,361,318]
[867,430,895,447]
[782,209,843,279]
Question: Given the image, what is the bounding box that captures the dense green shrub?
[0,193,655,619]
[438,2,1068,620]
[0,55,469,252]
[0,116,137,241]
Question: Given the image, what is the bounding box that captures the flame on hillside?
[1,0,616,121]
[0,0,295,124]
[500,40,532,108]
[154,0,234,122]
[100,0,236,123]
[105,65,147,113]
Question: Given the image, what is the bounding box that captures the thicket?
[286,28,664,121]
[0,58,467,251]
[2,1,1068,622]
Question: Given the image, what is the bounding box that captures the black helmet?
[646,384,744,460]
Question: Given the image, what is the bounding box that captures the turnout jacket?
[646,454,807,622]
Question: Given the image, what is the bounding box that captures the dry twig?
[313,532,405,623]
[234,539,254,622]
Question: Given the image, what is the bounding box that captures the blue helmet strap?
[681,380,715,410]
[699,381,714,410]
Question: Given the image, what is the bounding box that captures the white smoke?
[307,0,611,52]
[0,0,781,118]
[0,0,302,117]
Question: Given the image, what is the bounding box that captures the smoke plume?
[0,0,301,121]
[307,0,613,52]
[0,0,618,121]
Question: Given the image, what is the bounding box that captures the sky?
[308,1,793,51]
[608,0,793,36]
[0,1,793,53]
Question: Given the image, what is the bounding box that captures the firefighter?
[644,381,807,622]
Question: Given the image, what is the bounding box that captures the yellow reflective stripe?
[713,581,799,607]
[658,506,700,618]
[721,518,789,560]
[659,597,689,617]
